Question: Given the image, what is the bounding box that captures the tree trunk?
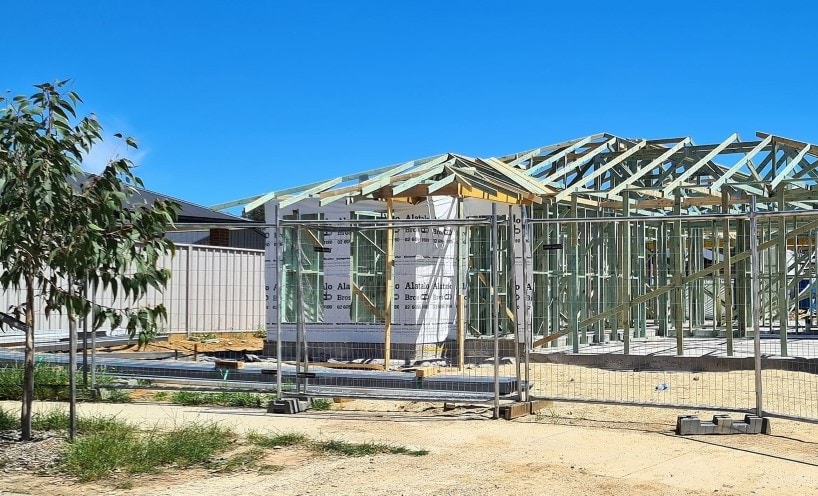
[21,277,35,441]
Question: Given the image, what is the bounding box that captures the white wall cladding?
[0,243,265,335]
[264,197,529,345]
[265,198,460,345]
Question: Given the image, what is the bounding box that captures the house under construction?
[219,132,818,363]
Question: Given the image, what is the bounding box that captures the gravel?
[0,430,66,475]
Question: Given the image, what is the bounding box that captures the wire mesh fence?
[268,201,513,408]
[4,200,818,423]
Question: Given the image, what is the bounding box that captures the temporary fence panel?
[264,198,514,406]
[522,210,759,413]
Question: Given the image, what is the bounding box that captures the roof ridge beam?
[390,163,450,195]
[278,177,344,209]
[524,136,596,176]
[709,135,772,193]
[661,133,738,195]
[502,133,605,167]
[319,154,450,206]
[607,138,691,196]
[539,138,617,185]
[482,157,552,195]
[771,144,811,190]
[553,140,647,202]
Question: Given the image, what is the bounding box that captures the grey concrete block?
[676,415,700,435]
[676,414,771,436]
[713,415,734,433]
[744,415,763,434]
[761,417,772,435]
[267,398,307,414]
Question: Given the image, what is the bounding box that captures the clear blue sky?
[2,1,817,208]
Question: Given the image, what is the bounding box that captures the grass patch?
[247,431,309,448]
[170,391,274,408]
[0,405,129,435]
[0,363,115,402]
[101,389,132,403]
[216,447,266,473]
[147,423,235,467]
[0,363,71,401]
[31,409,70,431]
[61,422,425,481]
[313,440,428,457]
[62,423,140,480]
[310,398,333,411]
[247,430,428,458]
[63,421,235,481]
[0,406,19,430]
[188,332,218,342]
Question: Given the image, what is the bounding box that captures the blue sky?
[2,1,817,209]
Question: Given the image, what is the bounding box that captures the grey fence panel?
[0,243,265,340]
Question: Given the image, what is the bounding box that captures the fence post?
[90,285,96,388]
[68,276,77,442]
[82,282,88,389]
[274,203,283,398]
[520,205,531,402]
[185,244,192,339]
[294,220,302,393]
[508,205,522,401]
[749,196,763,416]
[491,204,500,419]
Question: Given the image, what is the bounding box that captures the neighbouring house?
[0,175,266,344]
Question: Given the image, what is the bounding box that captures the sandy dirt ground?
[418,363,817,418]
[102,333,265,354]
[1,399,817,496]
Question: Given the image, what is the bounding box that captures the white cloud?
[82,135,148,173]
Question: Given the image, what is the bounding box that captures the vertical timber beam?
[606,212,619,341]
[456,198,465,370]
[384,198,395,369]
[777,187,789,356]
[722,191,734,356]
[550,201,561,344]
[622,191,632,354]
[637,221,647,338]
[568,194,580,352]
[673,189,685,355]
[736,212,747,336]
[658,221,668,336]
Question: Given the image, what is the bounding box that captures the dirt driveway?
[1,399,817,496]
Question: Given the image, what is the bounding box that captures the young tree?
[0,81,178,440]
